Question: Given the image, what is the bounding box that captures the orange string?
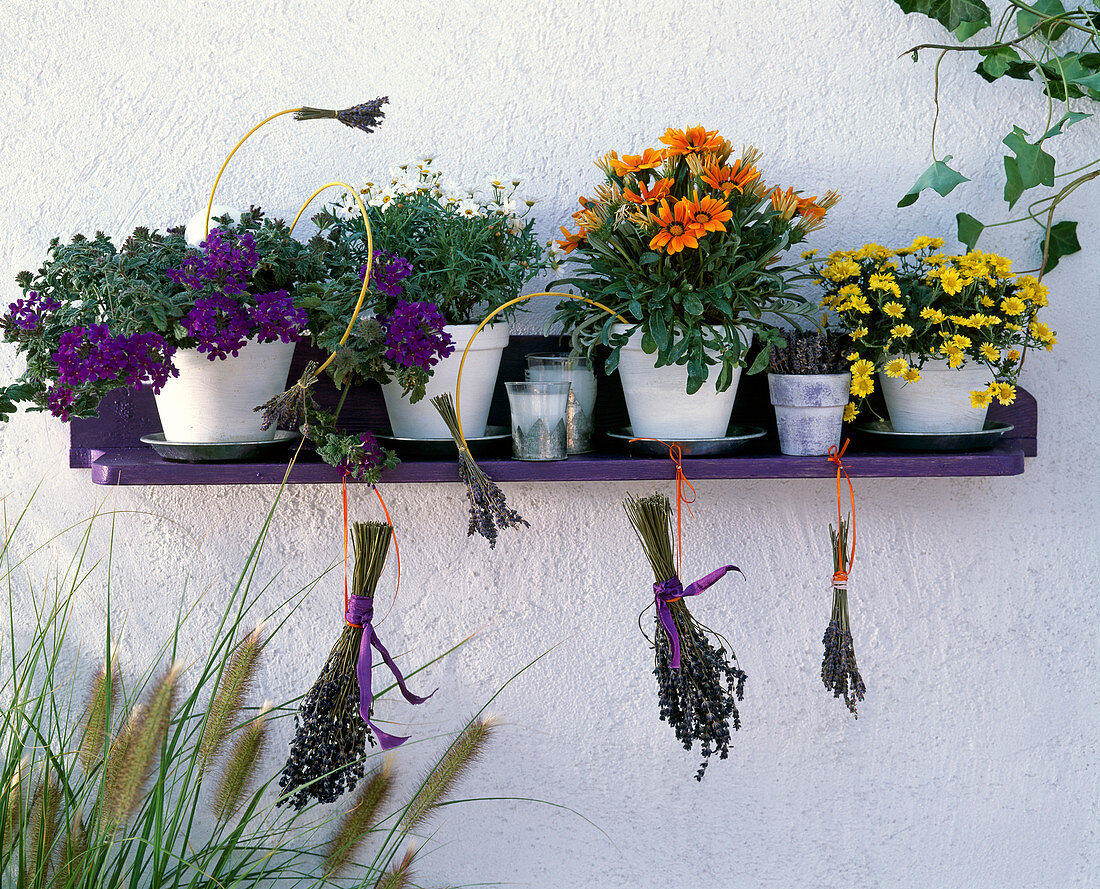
[827,439,856,583]
[342,479,402,625]
[628,438,697,577]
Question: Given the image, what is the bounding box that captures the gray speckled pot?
[768,373,851,456]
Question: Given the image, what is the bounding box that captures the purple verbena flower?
[251,290,307,344]
[379,300,454,372]
[167,228,259,297]
[361,251,413,299]
[338,431,386,477]
[6,291,62,332]
[182,295,254,360]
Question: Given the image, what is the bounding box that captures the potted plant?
[551,126,838,440]
[316,158,551,439]
[0,208,327,442]
[814,237,1056,433]
[767,329,850,456]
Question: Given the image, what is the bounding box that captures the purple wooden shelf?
[70,337,1036,486]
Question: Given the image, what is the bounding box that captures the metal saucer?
[375,425,512,459]
[607,425,768,457]
[141,430,300,462]
[855,420,1013,452]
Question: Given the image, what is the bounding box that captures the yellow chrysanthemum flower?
[979,343,999,362]
[884,358,909,378]
[848,295,872,314]
[1007,349,1021,363]
[939,267,964,295]
[980,296,995,308]
[951,334,972,350]
[845,351,860,362]
[883,301,906,319]
[850,374,875,397]
[969,388,993,409]
[838,283,861,299]
[801,249,818,259]
[850,358,875,377]
[868,272,896,291]
[843,402,859,422]
[890,323,914,340]
[922,253,947,266]
[909,235,935,252]
[902,366,922,383]
[991,255,1013,278]
[849,326,868,340]
[822,258,861,281]
[945,345,965,368]
[920,307,946,323]
[1000,296,1026,316]
[994,382,1016,405]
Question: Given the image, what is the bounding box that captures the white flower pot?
[768,373,851,456]
[381,322,509,439]
[879,357,993,433]
[613,323,749,440]
[154,339,296,443]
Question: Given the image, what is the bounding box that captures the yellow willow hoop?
[202,107,376,385]
[453,292,628,447]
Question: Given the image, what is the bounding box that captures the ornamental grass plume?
[821,517,866,717]
[199,624,266,773]
[431,392,528,547]
[102,662,182,827]
[323,757,395,875]
[77,657,120,772]
[279,521,431,810]
[624,493,747,781]
[374,846,416,889]
[212,702,271,822]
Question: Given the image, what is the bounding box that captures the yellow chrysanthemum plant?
[550,125,839,394]
[813,237,1056,422]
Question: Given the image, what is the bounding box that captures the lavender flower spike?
[294,97,389,134]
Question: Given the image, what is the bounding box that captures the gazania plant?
[813,237,1057,420]
[552,125,838,393]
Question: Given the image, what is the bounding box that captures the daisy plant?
[552,125,838,394]
[319,158,552,326]
[813,237,1056,421]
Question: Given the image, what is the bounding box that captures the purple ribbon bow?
[654,565,740,669]
[346,595,435,750]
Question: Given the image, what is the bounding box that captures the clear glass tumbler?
[504,381,572,461]
[525,353,597,454]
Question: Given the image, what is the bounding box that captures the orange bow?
[629,439,697,577]
[827,440,856,585]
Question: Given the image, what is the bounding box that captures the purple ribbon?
[346,594,435,750]
[654,565,740,669]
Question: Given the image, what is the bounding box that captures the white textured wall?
[2,2,1099,886]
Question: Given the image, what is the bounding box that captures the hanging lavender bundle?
[279,521,432,810]
[432,392,528,547]
[624,492,746,781]
[821,516,866,717]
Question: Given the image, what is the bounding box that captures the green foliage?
[895,0,1098,272]
[897,157,969,208]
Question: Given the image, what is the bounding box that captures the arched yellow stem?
[204,108,303,240]
[454,292,628,448]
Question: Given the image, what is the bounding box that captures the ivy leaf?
[1017,0,1068,41]
[953,18,989,40]
[1002,126,1055,206]
[1042,110,1091,139]
[1041,220,1080,273]
[895,0,991,32]
[957,212,985,251]
[898,156,969,208]
[975,46,1030,81]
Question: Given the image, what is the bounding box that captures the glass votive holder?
[525,353,597,454]
[504,381,572,461]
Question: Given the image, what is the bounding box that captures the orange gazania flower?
[623,176,674,207]
[610,148,665,177]
[556,226,587,254]
[659,125,723,157]
[685,191,732,233]
[700,159,760,195]
[770,186,800,221]
[648,199,701,255]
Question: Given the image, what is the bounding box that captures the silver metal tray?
[855,420,1013,452]
[607,425,768,457]
[376,425,512,459]
[141,431,300,462]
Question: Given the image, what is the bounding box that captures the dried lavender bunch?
[820,517,866,717]
[295,97,389,133]
[624,493,747,781]
[278,522,393,810]
[431,392,528,547]
[255,361,320,431]
[768,329,848,375]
